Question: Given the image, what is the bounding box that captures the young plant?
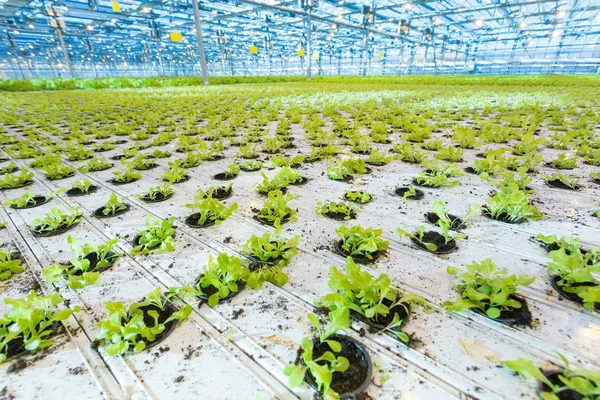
[275,166,304,185]
[94,287,191,356]
[128,155,155,170]
[336,225,389,260]
[442,259,535,319]
[399,185,418,202]
[70,178,94,194]
[137,182,174,201]
[43,163,75,180]
[547,153,577,170]
[0,291,80,363]
[237,144,259,159]
[547,247,600,309]
[502,355,600,400]
[170,253,250,307]
[392,142,427,164]
[421,138,443,151]
[221,163,241,178]
[257,190,296,225]
[435,145,465,162]
[240,160,263,171]
[79,157,113,172]
[327,160,350,181]
[0,161,18,174]
[131,215,176,255]
[431,200,480,230]
[483,183,543,222]
[545,173,581,190]
[185,196,238,225]
[30,206,83,235]
[42,236,119,289]
[102,193,128,216]
[316,201,357,220]
[366,149,395,166]
[112,168,140,183]
[161,164,188,183]
[0,246,24,281]
[345,190,371,204]
[3,189,51,209]
[283,308,351,399]
[255,172,288,194]
[0,168,34,189]
[270,155,305,168]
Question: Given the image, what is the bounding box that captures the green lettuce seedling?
[132,215,176,255]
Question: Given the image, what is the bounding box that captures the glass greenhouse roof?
[0,0,599,78]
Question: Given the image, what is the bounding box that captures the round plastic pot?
[10,195,51,209]
[425,212,466,230]
[140,192,174,203]
[93,204,131,219]
[184,213,217,228]
[395,187,424,200]
[550,276,600,310]
[410,231,457,255]
[66,185,99,197]
[334,240,381,264]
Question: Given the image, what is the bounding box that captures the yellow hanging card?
[111,1,121,12]
[170,32,182,42]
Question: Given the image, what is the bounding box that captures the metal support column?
[361,31,369,77]
[56,27,74,78]
[306,10,312,80]
[192,0,209,84]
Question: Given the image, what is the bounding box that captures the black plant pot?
[163,175,190,184]
[132,232,176,250]
[184,213,217,228]
[64,251,118,275]
[109,178,139,185]
[321,210,357,221]
[140,192,174,203]
[213,173,237,181]
[110,155,126,161]
[303,334,372,399]
[93,204,131,219]
[545,179,581,191]
[135,302,178,351]
[344,191,373,204]
[354,299,410,332]
[240,165,261,172]
[329,175,354,183]
[410,231,457,254]
[0,165,19,174]
[0,180,33,191]
[258,187,287,197]
[254,214,291,226]
[471,294,532,326]
[31,219,81,237]
[195,275,246,305]
[550,276,600,310]
[538,371,582,400]
[10,196,51,209]
[395,187,424,200]
[66,185,99,197]
[481,207,526,224]
[3,321,60,362]
[334,240,381,264]
[425,212,466,230]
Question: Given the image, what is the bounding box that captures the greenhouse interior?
[0,0,600,399]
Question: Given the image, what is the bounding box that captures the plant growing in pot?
[0,168,34,190]
[161,164,189,183]
[415,169,460,188]
[366,149,395,166]
[214,163,240,180]
[128,155,157,171]
[547,153,577,170]
[327,160,352,182]
[197,183,233,200]
[335,225,389,263]
[270,154,305,168]
[95,193,130,218]
[391,142,427,164]
[94,287,192,356]
[284,308,372,399]
[426,200,480,231]
[174,152,203,168]
[396,224,463,254]
[131,215,176,255]
[490,168,533,191]
[184,196,238,227]
[3,187,64,209]
[41,236,120,289]
[544,173,582,190]
[170,253,251,307]
[237,144,259,159]
[255,190,296,226]
[67,178,98,196]
[0,246,24,281]
[443,258,535,324]
[0,290,80,363]
[255,172,288,195]
[275,166,307,185]
[137,182,174,203]
[79,157,113,172]
[242,231,300,288]
[435,145,465,162]
[546,247,599,309]
[0,161,18,174]
[30,206,84,237]
[344,190,372,204]
[111,167,141,185]
[396,185,424,202]
[421,138,443,151]
[482,183,543,223]
[316,201,358,221]
[316,257,428,343]
[240,160,263,172]
[502,355,600,400]
[43,163,76,180]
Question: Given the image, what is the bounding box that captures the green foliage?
[484,184,543,222]
[31,206,83,234]
[137,182,174,201]
[70,178,94,193]
[162,164,188,183]
[66,145,93,161]
[185,196,238,225]
[327,160,350,181]
[255,172,288,194]
[336,225,389,259]
[435,145,465,162]
[222,163,241,178]
[502,355,600,400]
[0,161,18,174]
[443,259,535,319]
[4,190,40,208]
[0,168,34,189]
[257,190,296,225]
[392,142,427,164]
[132,215,176,255]
[240,160,263,171]
[42,235,119,289]
[547,247,600,309]
[0,246,24,281]
[112,167,140,183]
[102,193,128,216]
[95,288,191,356]
[0,291,80,363]
[79,157,112,172]
[345,190,371,204]
[170,253,250,307]
[316,201,356,220]
[545,173,581,189]
[238,144,259,159]
[43,164,75,180]
[548,153,577,169]
[366,149,395,165]
[270,155,305,168]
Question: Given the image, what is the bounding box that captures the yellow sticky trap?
[111,1,121,12]
[249,45,258,54]
[379,52,384,57]
[312,51,319,60]
[170,32,182,42]
[297,49,305,57]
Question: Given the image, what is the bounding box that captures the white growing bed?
[0,99,599,400]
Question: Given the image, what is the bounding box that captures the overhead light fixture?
[551,30,562,38]
[433,17,442,25]
[474,19,484,26]
[457,8,465,12]
[403,3,412,10]
[110,18,117,23]
[337,0,344,4]
[86,25,93,30]
[388,18,394,22]
[556,10,567,18]
[518,22,527,29]
[28,24,34,28]
[331,23,337,29]
[141,7,151,13]
[211,9,217,14]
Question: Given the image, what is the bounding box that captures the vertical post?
[397,42,405,76]
[192,0,209,85]
[361,30,369,77]
[306,10,312,80]
[56,27,75,78]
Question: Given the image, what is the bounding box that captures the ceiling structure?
[0,0,599,80]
